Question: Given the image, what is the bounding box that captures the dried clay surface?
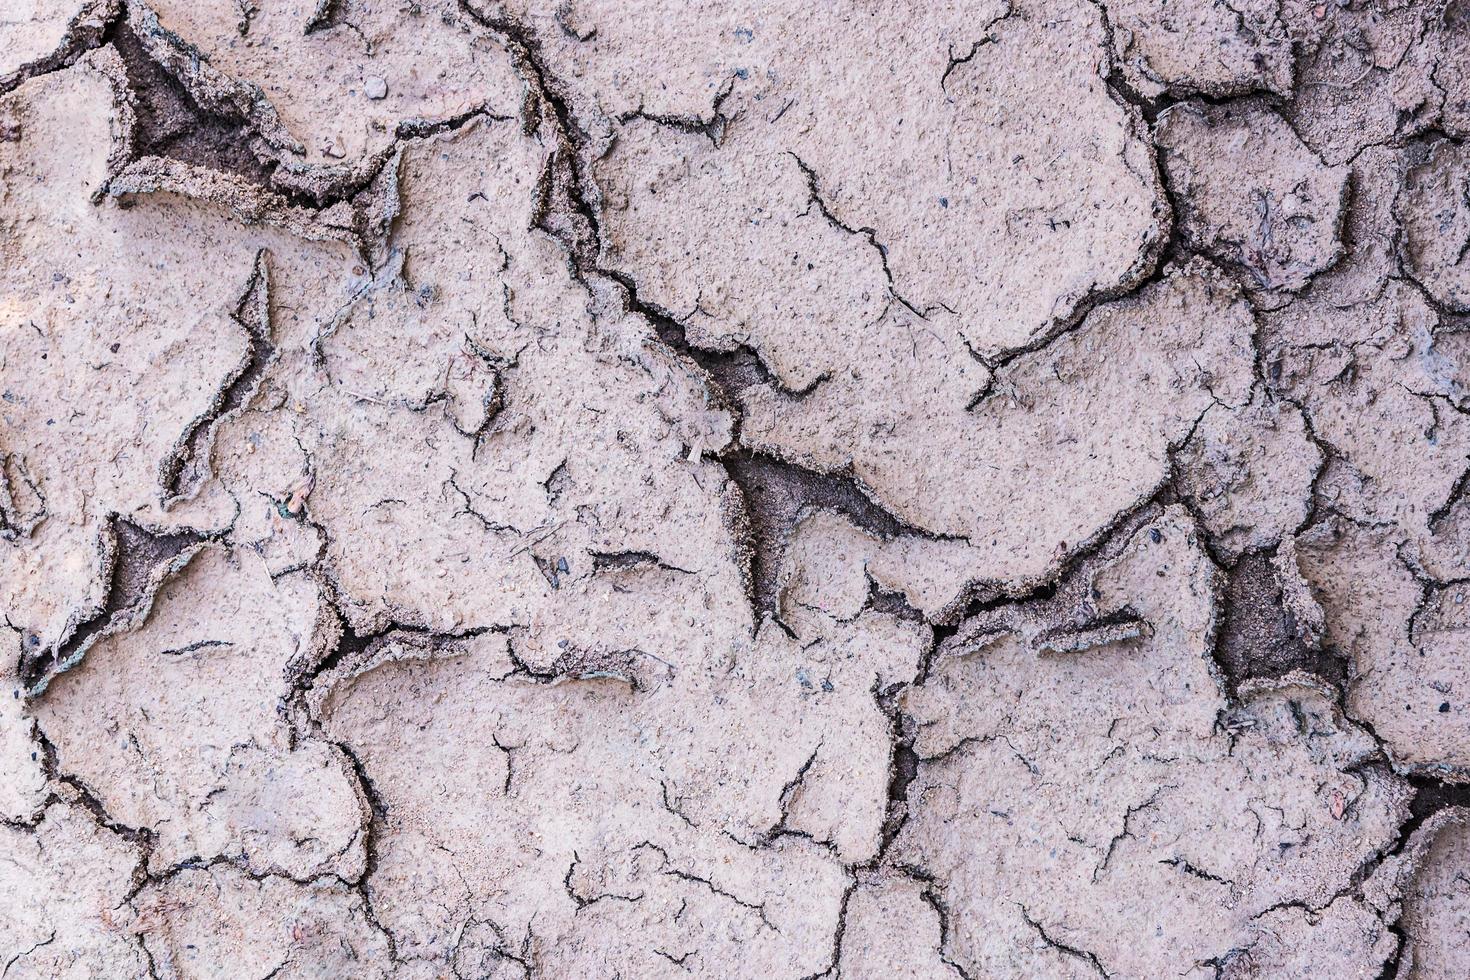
[2,1,1470,977]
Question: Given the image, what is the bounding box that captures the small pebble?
[365,76,388,100]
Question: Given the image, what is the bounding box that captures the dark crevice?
[903,872,977,980]
[599,267,825,402]
[460,0,601,264]
[105,7,504,219]
[877,686,919,854]
[930,497,1166,657]
[787,151,943,322]
[1365,776,1470,980]
[304,0,348,35]
[0,452,47,542]
[1374,922,1408,980]
[939,3,1018,92]
[296,611,493,696]
[863,573,927,624]
[32,723,156,895]
[723,449,941,617]
[0,0,121,96]
[589,550,693,575]
[1018,905,1111,978]
[1085,0,1290,128]
[1212,548,1347,696]
[964,154,1186,410]
[797,876,856,980]
[110,19,277,189]
[1405,776,1470,837]
[299,618,377,694]
[23,516,213,691]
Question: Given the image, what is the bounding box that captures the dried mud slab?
[131,0,523,197]
[1281,0,1470,165]
[1399,812,1470,979]
[892,509,1414,976]
[308,620,915,971]
[739,258,1254,597]
[1102,0,1294,100]
[133,865,393,977]
[0,49,359,680]
[1261,273,1470,779]
[297,116,750,643]
[1399,138,1470,313]
[33,546,368,879]
[0,802,147,978]
[592,0,1167,360]
[1157,101,1349,293]
[3,0,1470,975]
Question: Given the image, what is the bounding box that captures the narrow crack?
[159,248,274,504]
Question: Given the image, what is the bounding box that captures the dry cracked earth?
[4,0,1470,977]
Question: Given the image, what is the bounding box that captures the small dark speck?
[557,556,569,575]
[734,27,753,42]
[109,342,120,353]
[1440,702,1452,713]
[31,752,37,761]
[939,197,949,208]
[1149,528,1163,543]
[735,67,749,79]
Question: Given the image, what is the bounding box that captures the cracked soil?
[3,0,1470,977]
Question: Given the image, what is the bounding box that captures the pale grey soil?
[3,1,1470,977]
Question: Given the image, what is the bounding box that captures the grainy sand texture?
[3,0,1470,976]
